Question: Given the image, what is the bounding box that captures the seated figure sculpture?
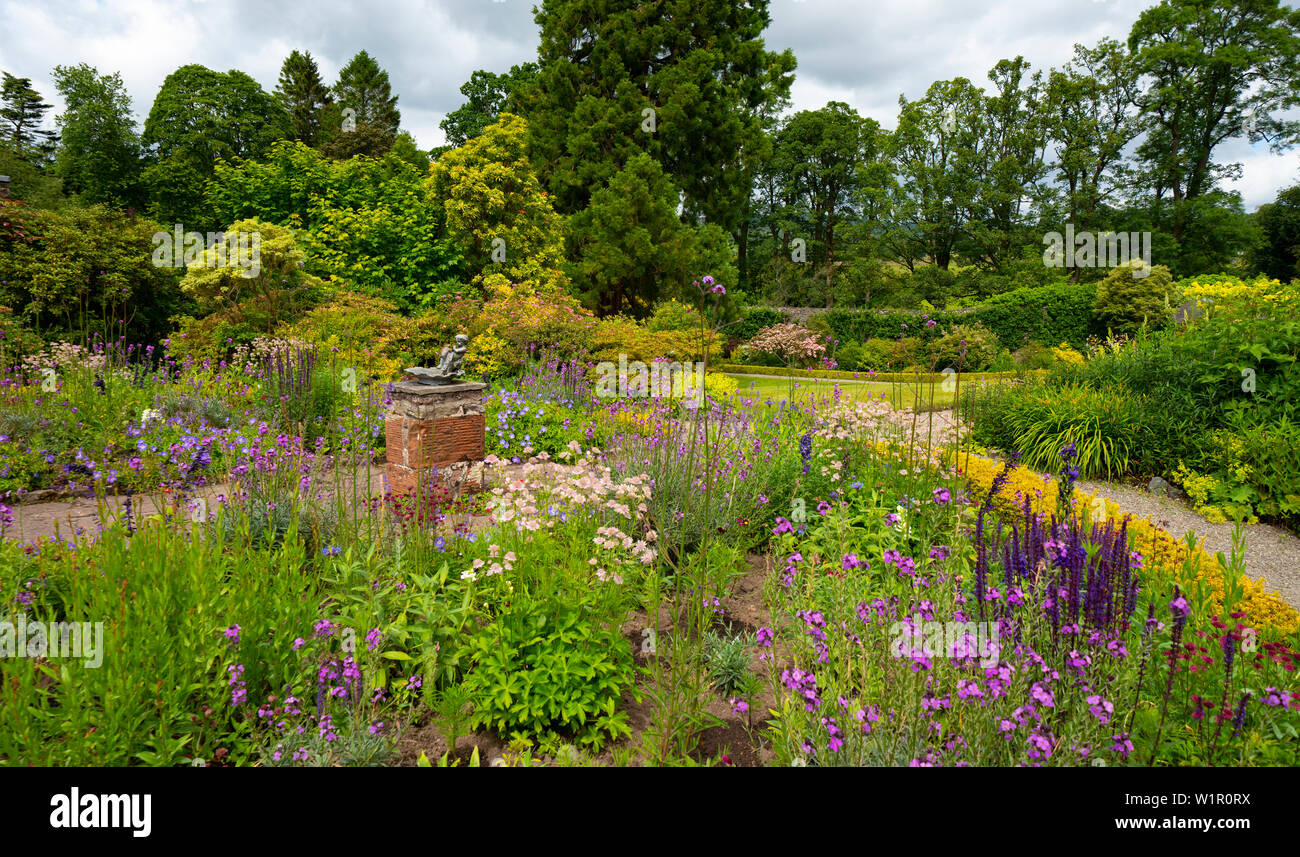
[406,334,469,385]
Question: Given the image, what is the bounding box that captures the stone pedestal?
[384,381,486,495]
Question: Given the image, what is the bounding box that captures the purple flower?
[223,625,241,645]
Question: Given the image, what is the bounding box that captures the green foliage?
[1092,261,1175,333]
[731,307,789,342]
[176,217,324,338]
[928,322,1000,371]
[648,298,707,334]
[440,64,539,148]
[567,152,737,317]
[1128,0,1300,276]
[1252,184,1300,282]
[0,148,65,209]
[1,72,57,159]
[211,140,465,311]
[526,0,795,230]
[486,388,583,458]
[976,281,1098,349]
[0,200,188,345]
[51,64,144,208]
[0,518,322,765]
[1013,342,1057,370]
[321,50,401,158]
[429,113,567,296]
[816,282,1098,352]
[588,315,718,364]
[141,65,289,227]
[970,381,1146,479]
[463,599,637,748]
[274,50,334,148]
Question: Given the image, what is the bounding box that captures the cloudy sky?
[3,0,1296,209]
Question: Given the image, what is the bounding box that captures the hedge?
[731,307,791,341]
[794,282,1101,351]
[723,363,1042,384]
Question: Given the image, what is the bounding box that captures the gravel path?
[1077,479,1300,611]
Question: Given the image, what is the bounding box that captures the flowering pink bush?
[742,323,826,367]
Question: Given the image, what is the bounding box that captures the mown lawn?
[726,372,959,410]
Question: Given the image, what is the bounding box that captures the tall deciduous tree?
[141,65,289,228]
[51,64,144,209]
[1252,183,1300,281]
[1128,0,1300,246]
[275,50,333,147]
[142,65,290,174]
[440,63,539,148]
[1044,38,1140,247]
[773,103,878,305]
[887,78,987,272]
[963,57,1050,272]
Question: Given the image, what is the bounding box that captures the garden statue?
[406,334,470,385]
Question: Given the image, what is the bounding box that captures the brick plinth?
[384,381,486,495]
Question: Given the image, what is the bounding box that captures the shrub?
[816,282,1099,353]
[731,307,789,342]
[928,323,1000,371]
[740,323,826,368]
[989,348,1016,372]
[704,371,739,402]
[1013,342,1056,370]
[1051,342,1085,366]
[890,337,924,369]
[647,298,707,334]
[589,315,718,365]
[1092,261,1176,334]
[0,201,190,347]
[282,292,414,383]
[834,340,864,371]
[860,338,897,371]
